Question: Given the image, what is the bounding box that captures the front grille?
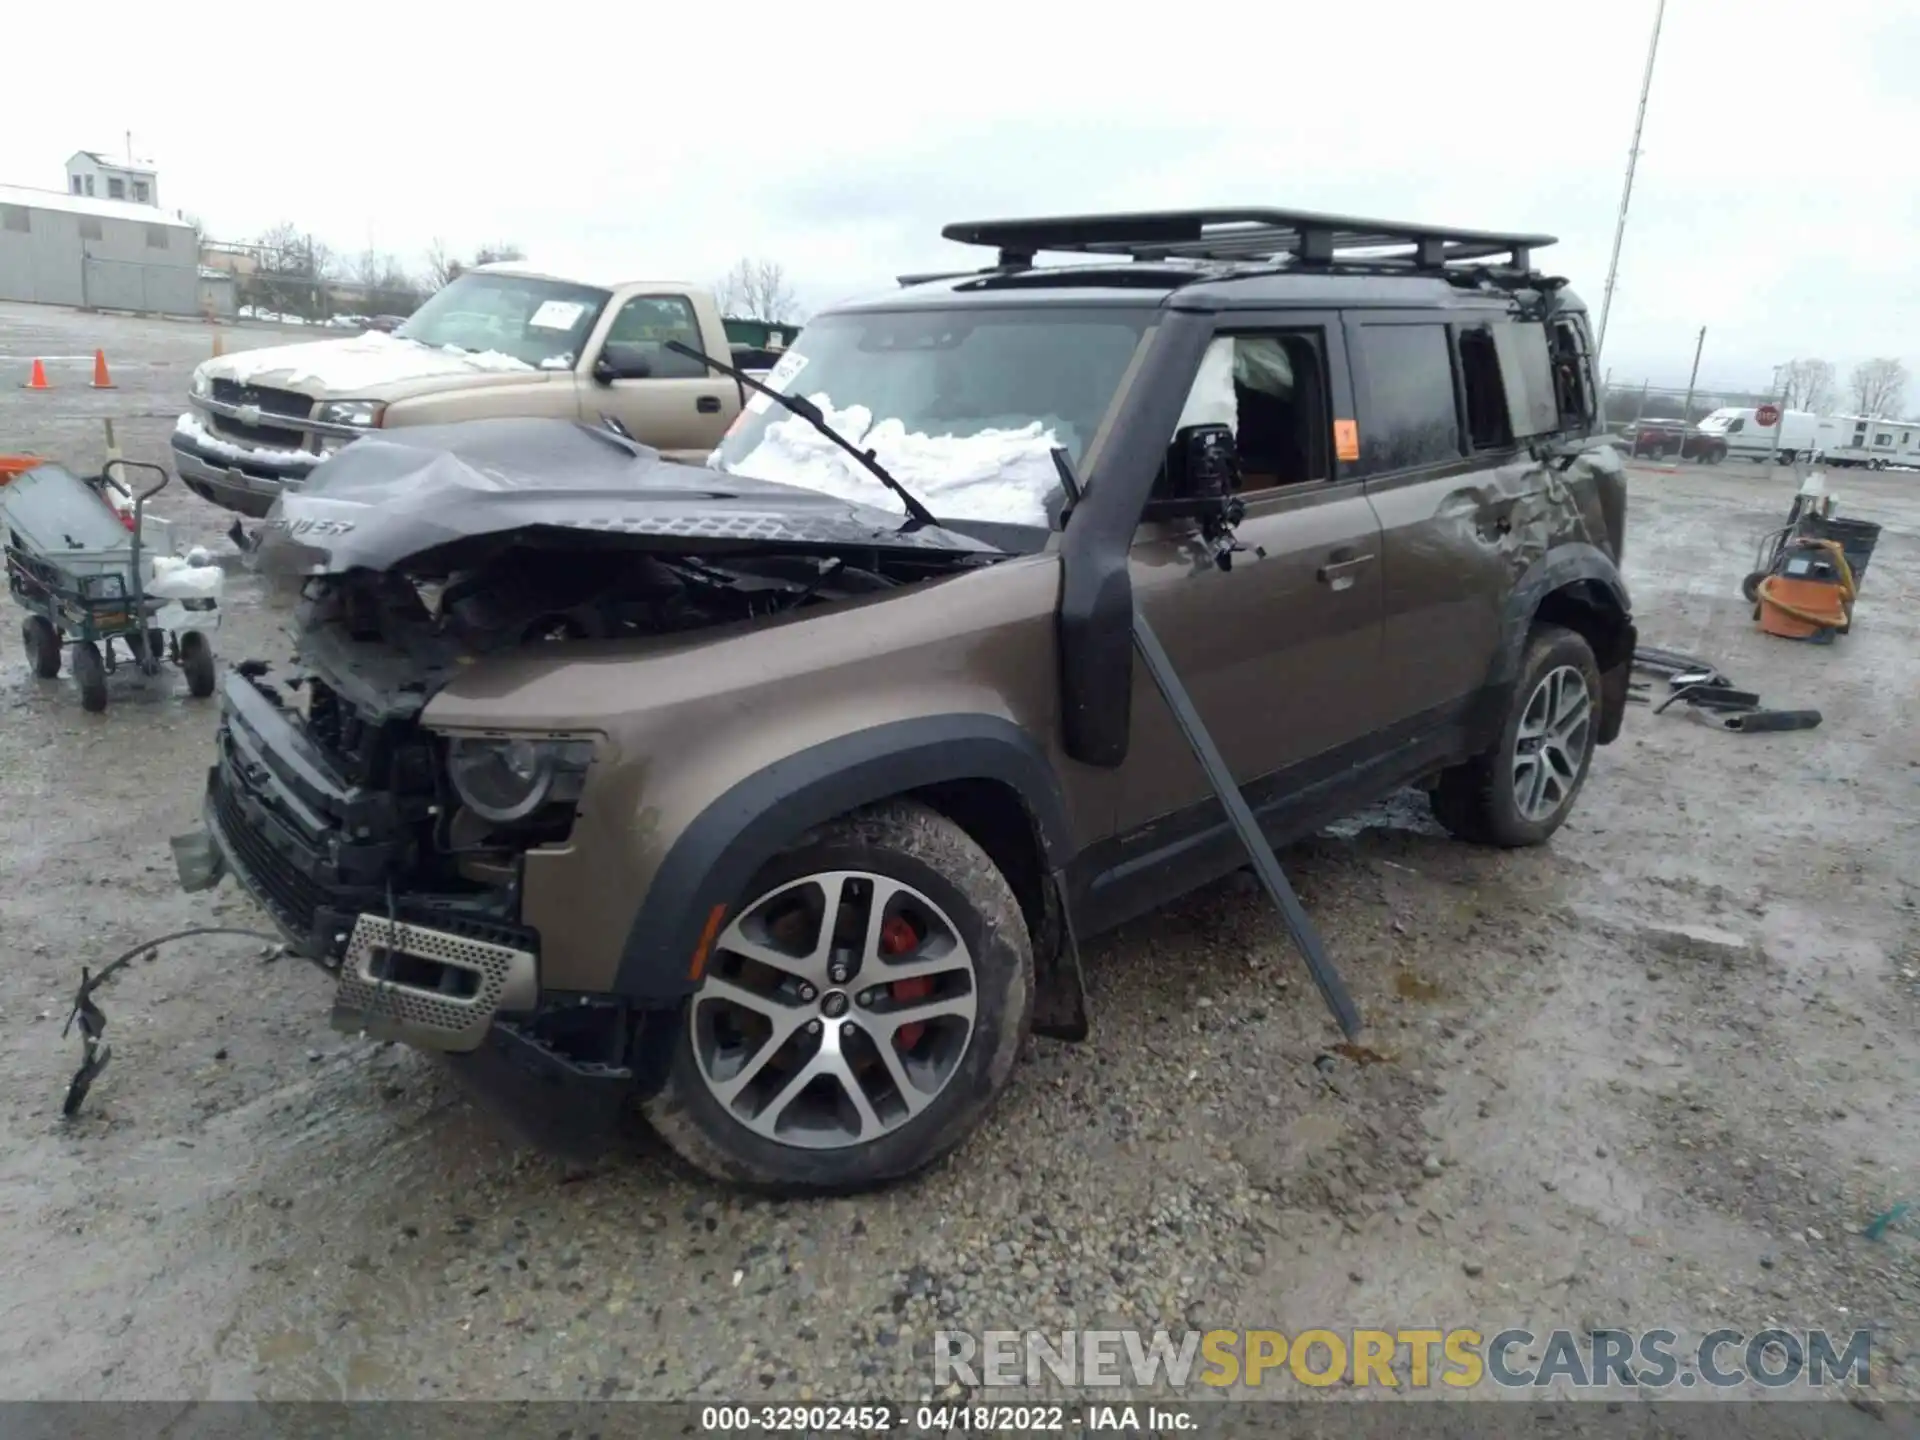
[208,378,313,450]
[211,770,328,937]
[209,417,309,450]
[211,379,315,418]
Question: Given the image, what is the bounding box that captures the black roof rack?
[938,207,1556,274]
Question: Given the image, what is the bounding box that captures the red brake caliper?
[879,914,931,1051]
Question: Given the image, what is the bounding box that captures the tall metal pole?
[1680,326,1706,424]
[1594,0,1668,364]
[1767,363,1785,465]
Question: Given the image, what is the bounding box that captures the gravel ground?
[0,303,1914,1409]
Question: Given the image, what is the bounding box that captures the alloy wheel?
[1511,664,1592,823]
[690,870,978,1150]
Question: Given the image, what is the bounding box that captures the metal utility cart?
[3,460,217,713]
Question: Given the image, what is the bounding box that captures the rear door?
[1120,316,1389,825]
[583,292,735,456]
[1346,311,1531,727]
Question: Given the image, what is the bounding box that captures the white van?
[1696,407,1823,463]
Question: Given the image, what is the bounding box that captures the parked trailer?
[1820,414,1920,469]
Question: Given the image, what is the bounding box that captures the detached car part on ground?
[161,208,1636,1191]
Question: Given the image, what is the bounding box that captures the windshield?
[395,272,610,371]
[709,306,1153,528]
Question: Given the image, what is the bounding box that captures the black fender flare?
[613,714,1074,1002]
[1483,544,1636,744]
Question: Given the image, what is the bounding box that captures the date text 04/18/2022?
[697,1402,1198,1431]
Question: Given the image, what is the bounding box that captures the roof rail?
[939,207,1556,274]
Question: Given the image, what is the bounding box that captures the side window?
[1357,323,1462,471]
[604,296,707,379]
[1550,318,1594,429]
[1171,331,1331,493]
[1457,327,1512,450]
[1726,417,1745,434]
[0,205,29,234]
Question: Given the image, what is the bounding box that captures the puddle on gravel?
[1394,971,1443,1002]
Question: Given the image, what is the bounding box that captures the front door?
[585,293,734,457]
[1117,321,1388,832]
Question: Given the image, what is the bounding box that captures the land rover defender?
[174,208,1634,1190]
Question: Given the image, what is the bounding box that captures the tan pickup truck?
[171,263,753,516]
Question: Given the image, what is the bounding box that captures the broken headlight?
[444,736,594,824]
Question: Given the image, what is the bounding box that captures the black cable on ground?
[62,926,287,1119]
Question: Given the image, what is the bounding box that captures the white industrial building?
[0,183,199,314]
[66,150,159,207]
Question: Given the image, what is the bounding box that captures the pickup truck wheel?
[643,798,1033,1192]
[1429,624,1599,848]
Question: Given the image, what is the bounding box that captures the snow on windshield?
[720,396,1068,527]
[708,307,1152,527]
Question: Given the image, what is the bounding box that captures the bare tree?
[253,222,312,275]
[715,257,800,323]
[1778,358,1835,413]
[1848,358,1909,418]
[424,237,464,289]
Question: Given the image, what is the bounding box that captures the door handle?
[1316,551,1376,587]
[697,395,722,413]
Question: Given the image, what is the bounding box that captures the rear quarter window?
[1356,323,1462,472]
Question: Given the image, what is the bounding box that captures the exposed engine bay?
[285,538,983,726]
[189,418,1025,1012]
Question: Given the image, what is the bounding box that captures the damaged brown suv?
[174,208,1634,1190]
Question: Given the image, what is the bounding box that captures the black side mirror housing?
[593,342,652,384]
[1143,423,1241,521]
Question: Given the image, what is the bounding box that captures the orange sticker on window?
[1334,420,1360,462]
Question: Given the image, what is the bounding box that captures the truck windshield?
[395,272,610,371]
[709,306,1153,527]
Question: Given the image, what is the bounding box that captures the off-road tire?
[643,798,1033,1192]
[73,640,108,713]
[1429,623,1600,848]
[180,631,216,698]
[22,616,60,679]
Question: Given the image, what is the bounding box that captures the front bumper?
[170,432,317,519]
[185,671,540,1052]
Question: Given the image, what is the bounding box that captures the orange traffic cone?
[90,349,116,389]
[20,358,50,390]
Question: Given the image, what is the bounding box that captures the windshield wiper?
[664,339,939,531]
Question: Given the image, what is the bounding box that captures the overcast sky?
[9,0,1916,403]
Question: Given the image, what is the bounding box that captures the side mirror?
[1143,424,1241,520]
[1142,424,1249,572]
[593,342,652,384]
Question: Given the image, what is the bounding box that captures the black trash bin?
[1796,513,1881,591]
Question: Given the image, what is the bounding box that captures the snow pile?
[217,330,539,390]
[458,347,537,373]
[720,395,1070,526]
[149,552,225,604]
[175,412,323,468]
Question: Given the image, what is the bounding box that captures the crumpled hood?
[198,330,556,401]
[254,417,997,576]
